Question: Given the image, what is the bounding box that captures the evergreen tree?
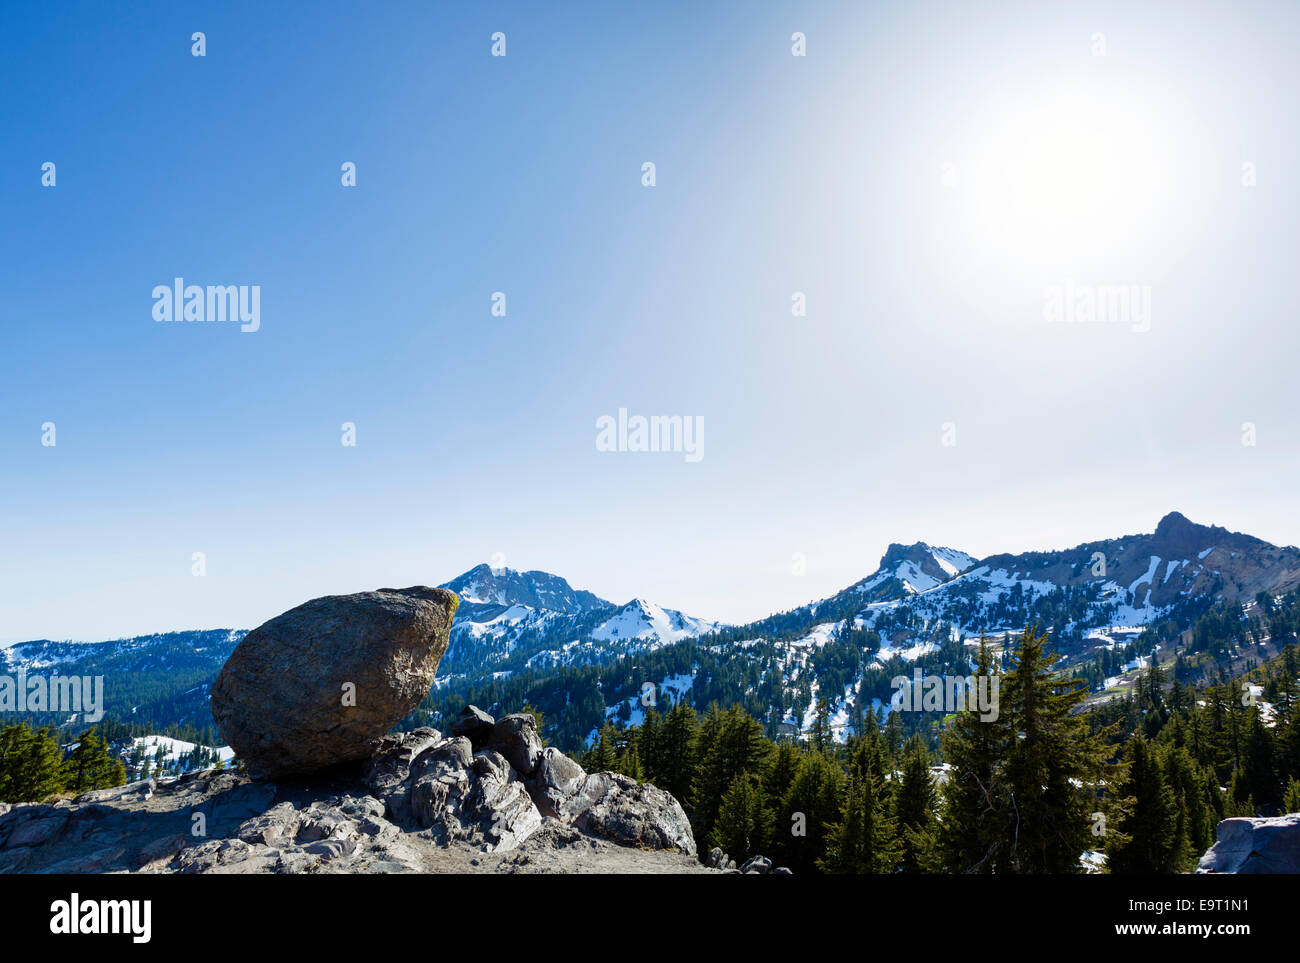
[66,728,125,795]
[893,735,939,873]
[0,724,66,803]
[1283,776,1300,813]
[655,702,700,813]
[774,751,843,875]
[710,774,771,862]
[692,706,770,844]
[1000,626,1112,873]
[1109,736,1180,873]
[820,759,898,873]
[938,640,1008,873]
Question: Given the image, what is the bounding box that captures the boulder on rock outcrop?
[210,586,458,778]
[0,700,705,874]
[1197,813,1300,873]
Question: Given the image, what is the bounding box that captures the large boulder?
[1197,814,1300,873]
[210,586,458,778]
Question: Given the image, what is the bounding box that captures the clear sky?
[3,0,1299,642]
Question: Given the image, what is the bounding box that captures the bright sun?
[923,60,1221,322]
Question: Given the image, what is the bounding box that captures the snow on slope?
[591,599,722,644]
[123,735,235,778]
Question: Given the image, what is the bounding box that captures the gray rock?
[72,779,155,805]
[528,747,587,818]
[210,585,458,778]
[362,727,443,821]
[4,812,68,848]
[568,772,696,856]
[740,855,772,874]
[1197,814,1300,873]
[398,737,542,851]
[451,706,496,747]
[485,714,543,776]
[37,846,126,874]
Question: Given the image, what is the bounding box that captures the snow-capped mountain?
[591,599,723,645]
[10,513,1300,753]
[848,542,978,601]
[441,563,608,618]
[431,512,1300,749]
[435,565,723,682]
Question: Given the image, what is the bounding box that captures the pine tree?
[655,702,699,813]
[809,697,833,753]
[692,706,770,845]
[820,759,898,873]
[1000,626,1112,873]
[0,724,66,802]
[938,640,1008,873]
[1283,776,1300,813]
[1109,736,1180,873]
[773,751,843,875]
[893,735,938,873]
[581,723,619,773]
[1165,745,1209,864]
[66,728,125,795]
[1239,710,1279,812]
[710,774,771,862]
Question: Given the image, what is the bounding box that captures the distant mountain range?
[6,512,1299,749]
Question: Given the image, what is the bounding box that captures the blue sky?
[3,0,1300,641]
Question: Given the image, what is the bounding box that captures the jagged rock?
[740,855,772,874]
[401,738,543,851]
[528,747,587,818]
[485,714,543,776]
[362,727,443,820]
[210,585,459,778]
[772,866,792,875]
[451,706,496,747]
[1197,814,1300,873]
[567,772,696,856]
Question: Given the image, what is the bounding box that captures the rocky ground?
[0,711,714,874]
[0,771,708,874]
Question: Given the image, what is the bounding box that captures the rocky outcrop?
[362,710,695,857]
[210,586,458,778]
[0,706,702,874]
[1197,813,1300,873]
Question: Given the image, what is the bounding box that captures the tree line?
[579,627,1300,873]
[0,724,127,803]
